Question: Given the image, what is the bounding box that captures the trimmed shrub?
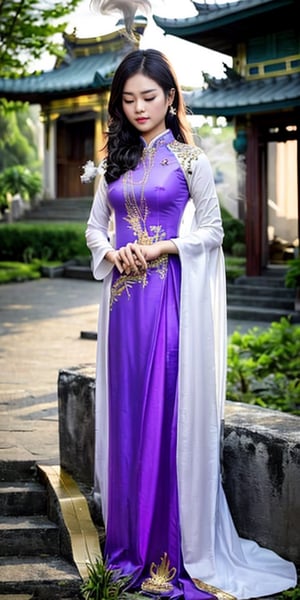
[222,217,245,254]
[0,223,89,262]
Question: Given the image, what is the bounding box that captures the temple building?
[0,19,146,200]
[154,0,299,275]
[0,0,299,275]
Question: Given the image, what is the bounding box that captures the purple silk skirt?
[105,257,216,600]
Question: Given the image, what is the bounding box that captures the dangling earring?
[169,105,176,116]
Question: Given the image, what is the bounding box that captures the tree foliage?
[0,0,82,77]
[0,100,39,169]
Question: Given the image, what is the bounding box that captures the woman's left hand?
[138,240,178,262]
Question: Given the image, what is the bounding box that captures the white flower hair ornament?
[80,160,106,183]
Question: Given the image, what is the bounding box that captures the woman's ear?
[168,87,176,106]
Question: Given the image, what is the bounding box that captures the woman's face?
[122,72,175,144]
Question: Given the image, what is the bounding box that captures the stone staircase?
[227,266,300,323]
[0,461,82,599]
[24,197,93,222]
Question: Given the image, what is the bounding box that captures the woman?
[85,48,297,600]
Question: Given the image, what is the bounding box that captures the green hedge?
[222,217,245,254]
[0,211,245,263]
[0,223,90,262]
[220,206,245,255]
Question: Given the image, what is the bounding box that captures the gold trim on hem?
[38,464,102,580]
[193,578,237,600]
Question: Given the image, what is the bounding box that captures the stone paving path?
[0,278,100,464]
[0,277,270,465]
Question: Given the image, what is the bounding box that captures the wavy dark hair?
[103,48,194,183]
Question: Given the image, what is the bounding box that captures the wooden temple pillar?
[245,121,263,276]
[41,107,59,200]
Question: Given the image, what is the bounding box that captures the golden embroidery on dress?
[110,252,168,308]
[168,140,203,176]
[141,552,176,594]
[110,145,169,308]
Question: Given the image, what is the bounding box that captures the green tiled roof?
[0,48,128,102]
[154,0,296,56]
[183,72,300,116]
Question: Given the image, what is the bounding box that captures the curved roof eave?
[185,99,300,118]
[0,49,125,103]
[153,0,296,55]
[183,72,300,117]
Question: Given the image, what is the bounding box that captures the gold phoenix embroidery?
[141,552,176,594]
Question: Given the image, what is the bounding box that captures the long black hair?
[103,48,193,183]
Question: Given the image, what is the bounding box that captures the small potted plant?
[81,557,132,600]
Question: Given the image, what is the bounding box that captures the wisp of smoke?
[90,0,152,41]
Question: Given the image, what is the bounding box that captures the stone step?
[227,304,300,323]
[0,516,59,556]
[0,481,47,517]
[0,556,81,599]
[236,274,288,287]
[0,595,33,599]
[227,283,295,299]
[64,264,94,280]
[0,461,37,483]
[0,463,85,597]
[24,198,92,222]
[227,294,295,310]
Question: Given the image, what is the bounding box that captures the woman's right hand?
[105,250,124,274]
[105,244,147,275]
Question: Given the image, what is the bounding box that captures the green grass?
[0,261,41,283]
[0,259,62,284]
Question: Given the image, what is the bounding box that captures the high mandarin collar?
[141,129,174,150]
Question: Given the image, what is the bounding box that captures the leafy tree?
[0,0,82,77]
[0,100,39,169]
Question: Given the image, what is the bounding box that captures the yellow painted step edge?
[38,464,102,580]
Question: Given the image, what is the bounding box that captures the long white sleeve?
[172,152,224,254]
[85,175,115,280]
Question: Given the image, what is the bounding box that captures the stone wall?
[58,366,96,488]
[58,365,300,566]
[223,402,299,565]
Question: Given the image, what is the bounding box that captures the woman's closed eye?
[123,97,156,104]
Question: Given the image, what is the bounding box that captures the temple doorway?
[57,114,95,198]
[265,132,298,266]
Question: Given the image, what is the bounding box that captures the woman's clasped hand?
[113,242,147,274]
[108,241,169,274]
